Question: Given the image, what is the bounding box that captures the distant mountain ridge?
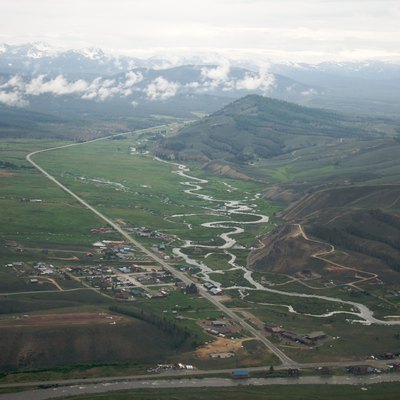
[0,42,137,77]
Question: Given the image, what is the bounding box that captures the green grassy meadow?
[0,140,104,246]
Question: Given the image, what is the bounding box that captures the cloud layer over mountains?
[0,63,276,107]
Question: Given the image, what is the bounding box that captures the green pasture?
[0,289,111,315]
[202,252,234,271]
[0,141,104,246]
[209,269,255,288]
[224,289,354,315]
[134,291,216,317]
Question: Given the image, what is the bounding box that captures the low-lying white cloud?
[185,81,200,89]
[199,62,275,93]
[301,88,317,96]
[235,66,275,92]
[124,71,144,87]
[201,60,231,82]
[0,64,279,107]
[25,75,89,96]
[144,76,180,101]
[0,90,27,107]
[0,71,144,106]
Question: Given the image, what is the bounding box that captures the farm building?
[203,282,215,290]
[211,320,226,327]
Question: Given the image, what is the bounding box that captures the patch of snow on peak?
[78,48,106,60]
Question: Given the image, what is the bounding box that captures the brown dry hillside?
[248,224,328,275]
[282,185,400,222]
[250,185,400,282]
[202,161,255,182]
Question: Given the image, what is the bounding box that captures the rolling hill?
[153,94,372,163]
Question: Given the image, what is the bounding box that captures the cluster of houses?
[92,241,137,261]
[92,237,178,262]
[66,262,183,300]
[264,323,327,346]
[71,265,131,290]
[135,269,176,285]
[67,264,141,295]
[203,281,223,296]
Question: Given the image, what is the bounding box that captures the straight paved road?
[3,374,400,400]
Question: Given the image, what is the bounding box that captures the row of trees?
[109,305,199,350]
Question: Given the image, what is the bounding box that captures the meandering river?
[155,157,400,326]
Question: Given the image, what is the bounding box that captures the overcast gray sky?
[1,0,399,62]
